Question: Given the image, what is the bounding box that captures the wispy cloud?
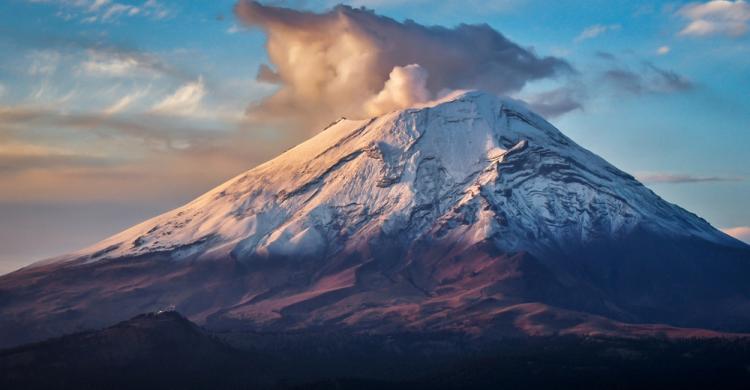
[646,62,694,91]
[103,87,150,115]
[0,142,110,173]
[677,0,750,37]
[151,77,206,116]
[78,49,189,81]
[0,104,218,150]
[602,63,694,95]
[636,172,743,184]
[525,86,585,118]
[575,24,621,42]
[81,52,150,77]
[226,24,245,34]
[28,0,173,23]
[657,46,671,55]
[0,105,283,204]
[5,29,196,84]
[27,50,61,76]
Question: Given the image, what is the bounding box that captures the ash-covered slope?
[1,91,748,347]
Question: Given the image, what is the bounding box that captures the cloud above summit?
[234,0,573,130]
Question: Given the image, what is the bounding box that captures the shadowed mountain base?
[1,312,749,390]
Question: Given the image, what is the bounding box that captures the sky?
[0,0,749,274]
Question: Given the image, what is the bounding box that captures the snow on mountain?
[68,90,739,265]
[2,90,749,348]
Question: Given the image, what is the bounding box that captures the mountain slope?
[62,91,741,260]
[0,311,275,389]
[1,90,748,348]
[4,311,750,390]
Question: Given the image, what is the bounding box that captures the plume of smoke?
[234,0,572,131]
[365,64,431,116]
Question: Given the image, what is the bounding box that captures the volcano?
[1,91,749,348]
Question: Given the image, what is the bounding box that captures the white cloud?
[82,54,141,76]
[657,46,671,55]
[235,1,571,130]
[365,64,431,116]
[151,77,205,116]
[143,0,170,19]
[30,0,171,23]
[575,24,621,42]
[678,0,750,37]
[722,226,750,243]
[104,88,149,115]
[89,0,109,12]
[226,24,244,34]
[101,3,138,20]
[79,50,172,79]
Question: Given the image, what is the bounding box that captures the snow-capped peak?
[72,90,740,264]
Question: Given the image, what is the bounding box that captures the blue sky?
[0,0,748,274]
